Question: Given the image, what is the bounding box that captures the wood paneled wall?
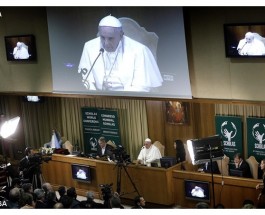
[146,100,216,157]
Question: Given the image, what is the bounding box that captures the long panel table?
[173,169,261,208]
[41,154,179,206]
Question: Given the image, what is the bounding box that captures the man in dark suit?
[19,147,42,188]
[96,136,114,160]
[19,147,34,183]
[233,153,252,178]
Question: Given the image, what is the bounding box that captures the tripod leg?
[116,166,122,194]
[122,166,140,196]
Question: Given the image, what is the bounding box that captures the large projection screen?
[47,7,192,99]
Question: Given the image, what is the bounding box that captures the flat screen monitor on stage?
[184,180,210,202]
[71,164,91,183]
[160,156,177,168]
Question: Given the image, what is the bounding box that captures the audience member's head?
[133,195,146,208]
[20,192,35,208]
[215,203,225,209]
[58,186,66,197]
[67,187,77,199]
[22,183,33,193]
[242,199,254,207]
[86,191,95,201]
[60,195,73,208]
[42,182,53,193]
[110,196,122,208]
[242,204,256,209]
[33,188,45,201]
[195,202,209,209]
[47,191,57,202]
[9,187,20,203]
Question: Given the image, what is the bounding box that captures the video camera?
[99,183,113,201]
[112,145,131,164]
[29,153,52,165]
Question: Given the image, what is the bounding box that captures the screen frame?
[47,7,192,99]
[184,179,210,202]
[4,34,37,61]
[71,163,91,183]
[224,22,265,58]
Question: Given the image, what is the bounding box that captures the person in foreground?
[256,159,265,208]
[131,195,146,209]
[232,153,252,178]
[78,15,163,92]
[136,138,162,166]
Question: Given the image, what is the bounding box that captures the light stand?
[208,144,216,207]
[0,116,20,187]
[187,135,224,208]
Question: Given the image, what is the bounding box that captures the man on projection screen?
[78,15,163,92]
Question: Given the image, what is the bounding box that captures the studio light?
[187,135,224,165]
[0,116,20,139]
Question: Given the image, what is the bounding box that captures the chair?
[246,156,259,179]
[106,140,117,149]
[118,17,158,60]
[216,154,230,176]
[153,141,165,157]
[253,32,265,46]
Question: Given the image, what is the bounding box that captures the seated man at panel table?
[231,153,252,178]
[136,138,162,166]
[96,136,114,160]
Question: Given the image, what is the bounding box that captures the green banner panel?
[247,117,265,162]
[215,115,243,163]
[82,107,120,154]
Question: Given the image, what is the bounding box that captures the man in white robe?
[13,42,30,59]
[78,15,163,92]
[237,32,265,56]
[137,138,162,166]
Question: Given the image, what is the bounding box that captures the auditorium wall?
[1,7,265,160]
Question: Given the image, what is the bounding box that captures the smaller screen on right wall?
[224,23,265,58]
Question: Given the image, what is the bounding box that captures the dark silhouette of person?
[174,139,186,163]
[199,161,220,174]
[233,153,252,178]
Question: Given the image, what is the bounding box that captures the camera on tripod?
[112,145,131,164]
[29,153,52,165]
[99,183,113,207]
